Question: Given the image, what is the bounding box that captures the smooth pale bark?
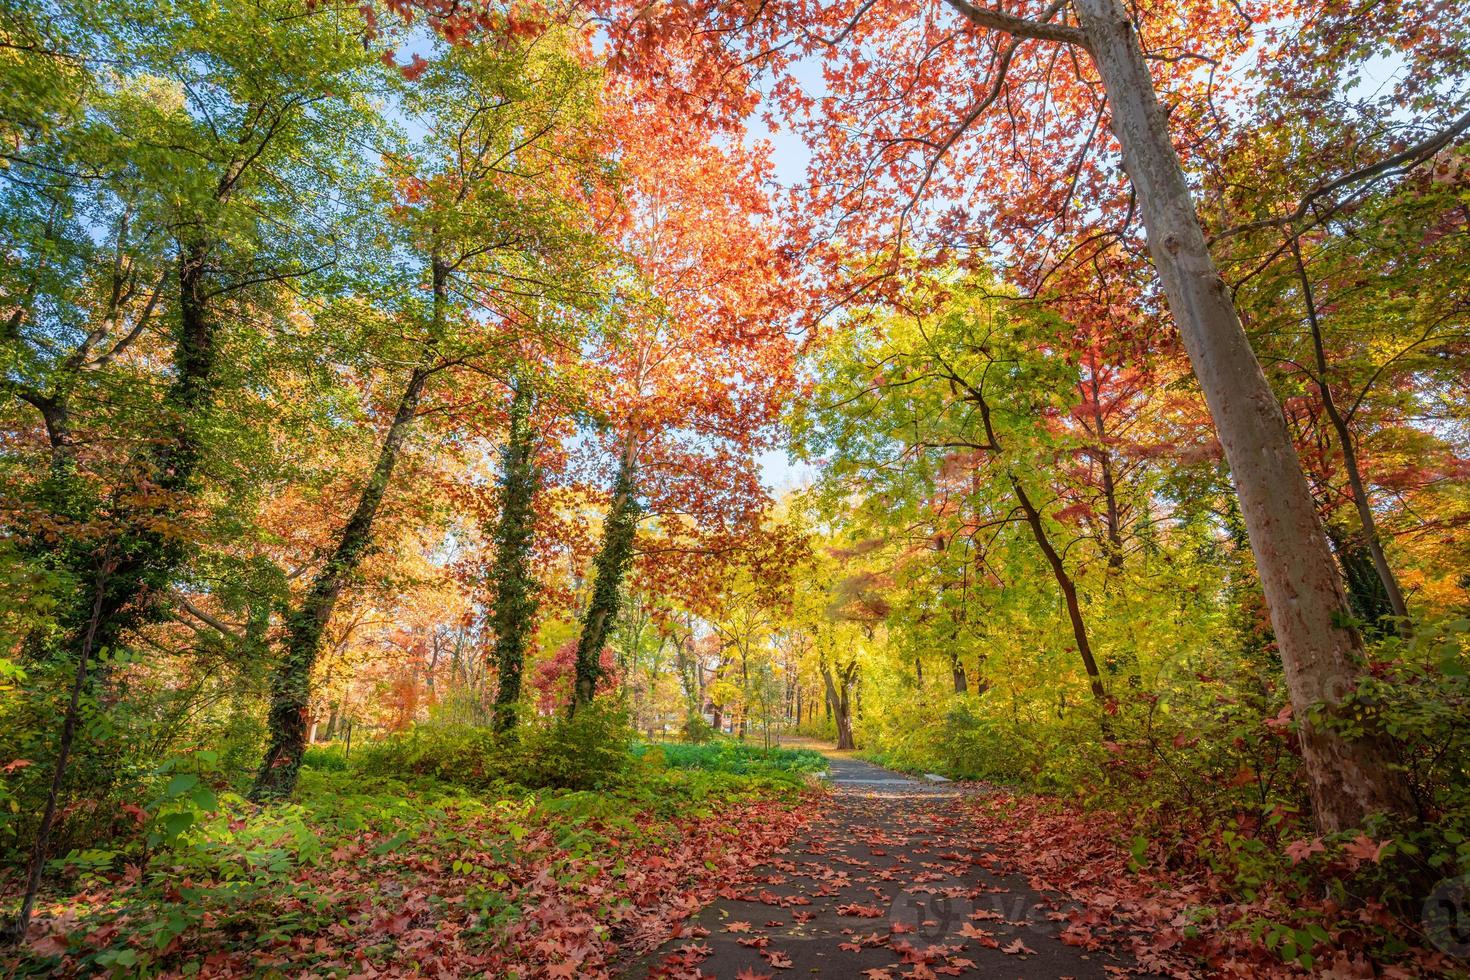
[1072,0,1412,829]
[1289,239,1409,627]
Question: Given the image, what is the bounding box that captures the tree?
[566,90,797,709]
[572,0,1454,830]
[488,379,541,731]
[253,24,610,796]
[3,0,388,934]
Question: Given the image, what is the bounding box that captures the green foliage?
[681,712,718,743]
[357,704,634,792]
[5,759,806,975]
[300,744,349,772]
[635,739,827,778]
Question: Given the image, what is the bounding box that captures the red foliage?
[531,639,619,713]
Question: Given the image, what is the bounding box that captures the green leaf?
[162,811,194,842]
[167,773,199,797]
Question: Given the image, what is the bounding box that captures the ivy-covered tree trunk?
[252,261,445,800]
[49,242,216,663]
[488,380,541,733]
[9,242,214,943]
[251,362,430,798]
[571,446,640,711]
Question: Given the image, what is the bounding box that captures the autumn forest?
[2,0,1469,976]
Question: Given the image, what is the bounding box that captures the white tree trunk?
[1072,0,1411,830]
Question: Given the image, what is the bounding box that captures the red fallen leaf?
[862,971,895,980]
[1285,838,1326,865]
[839,941,863,952]
[738,936,770,948]
[382,912,411,935]
[544,962,580,979]
[725,920,753,933]
[735,970,774,980]
[1001,939,1037,955]
[836,903,885,917]
[760,948,793,968]
[29,933,68,957]
[958,923,991,939]
[1059,924,1097,947]
[1344,834,1392,864]
[1224,767,1257,788]
[890,921,915,934]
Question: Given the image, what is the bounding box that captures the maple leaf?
[735,970,773,980]
[760,948,793,968]
[1343,834,1392,864]
[1285,838,1326,865]
[836,902,884,917]
[400,54,429,82]
[1001,939,1037,955]
[725,920,753,932]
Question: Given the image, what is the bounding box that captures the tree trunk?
[571,442,640,711]
[951,651,968,694]
[1289,238,1409,629]
[252,260,444,800]
[821,662,856,750]
[488,380,542,732]
[1072,0,1412,830]
[7,554,111,943]
[53,241,217,665]
[1010,475,1109,708]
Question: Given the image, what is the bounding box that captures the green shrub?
[521,701,634,791]
[681,712,717,743]
[637,739,827,777]
[355,703,634,792]
[301,743,349,771]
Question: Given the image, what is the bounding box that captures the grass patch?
[635,739,828,778]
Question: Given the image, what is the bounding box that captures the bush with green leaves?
[636,739,826,778]
[354,703,634,792]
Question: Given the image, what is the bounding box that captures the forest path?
[626,747,1138,978]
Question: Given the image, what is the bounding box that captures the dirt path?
[626,745,1137,978]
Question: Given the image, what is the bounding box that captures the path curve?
[626,743,1137,978]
